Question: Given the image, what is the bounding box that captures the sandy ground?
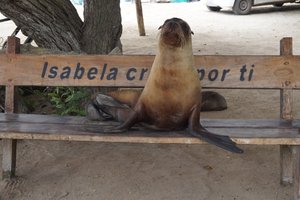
[1,1,300,200]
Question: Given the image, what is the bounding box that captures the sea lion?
[87,18,243,153]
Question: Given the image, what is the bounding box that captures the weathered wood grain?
[0,54,299,88]
[280,37,293,56]
[0,114,299,145]
[2,36,19,179]
[293,146,300,200]
[135,0,146,36]
[1,139,17,179]
[280,145,294,185]
[0,114,298,128]
[0,128,300,145]
[280,37,294,120]
[279,38,295,186]
[6,36,20,54]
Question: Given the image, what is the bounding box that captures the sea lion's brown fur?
[92,90,227,113]
[91,18,242,153]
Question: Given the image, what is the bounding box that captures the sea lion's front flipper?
[116,101,145,131]
[99,110,139,133]
[188,105,243,154]
[116,111,139,131]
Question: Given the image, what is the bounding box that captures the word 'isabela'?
[40,62,255,82]
[41,62,149,81]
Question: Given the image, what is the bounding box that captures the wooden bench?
[1,36,300,199]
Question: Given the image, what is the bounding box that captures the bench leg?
[278,145,300,200]
[2,139,17,179]
[280,145,294,185]
[293,145,300,200]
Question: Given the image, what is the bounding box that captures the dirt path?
[1,2,300,200]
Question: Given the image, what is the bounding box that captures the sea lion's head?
[159,18,193,48]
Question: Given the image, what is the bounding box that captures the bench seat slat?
[0,114,299,145]
[0,114,299,128]
[0,127,299,145]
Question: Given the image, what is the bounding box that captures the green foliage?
[47,87,91,116]
[0,86,91,115]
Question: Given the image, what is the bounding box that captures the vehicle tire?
[273,3,284,7]
[233,0,252,15]
[207,5,221,12]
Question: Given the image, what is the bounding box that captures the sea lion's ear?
[158,25,162,30]
[191,31,194,35]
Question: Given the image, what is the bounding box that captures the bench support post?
[280,145,294,185]
[279,37,294,186]
[2,79,17,179]
[135,0,146,36]
[293,146,300,200]
[1,36,19,179]
[2,139,17,179]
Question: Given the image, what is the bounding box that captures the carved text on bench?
[41,62,255,82]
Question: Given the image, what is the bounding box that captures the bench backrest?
[0,37,299,119]
[1,38,299,89]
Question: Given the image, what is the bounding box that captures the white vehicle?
[206,0,299,14]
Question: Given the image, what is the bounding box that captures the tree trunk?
[0,0,123,54]
[0,0,83,52]
[82,0,122,54]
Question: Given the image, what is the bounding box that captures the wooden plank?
[1,122,297,137]
[280,87,293,120]
[5,36,19,113]
[279,38,294,186]
[2,139,17,179]
[280,145,294,185]
[0,113,92,125]
[5,84,14,113]
[6,36,20,54]
[0,54,300,88]
[280,37,293,56]
[135,0,146,36]
[0,121,299,145]
[3,84,17,179]
[194,55,300,89]
[0,114,298,128]
[0,131,300,145]
[280,37,293,120]
[2,36,19,180]
[293,146,300,200]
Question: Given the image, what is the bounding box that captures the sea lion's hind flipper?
[85,101,114,121]
[95,93,130,109]
[190,127,243,154]
[188,105,243,154]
